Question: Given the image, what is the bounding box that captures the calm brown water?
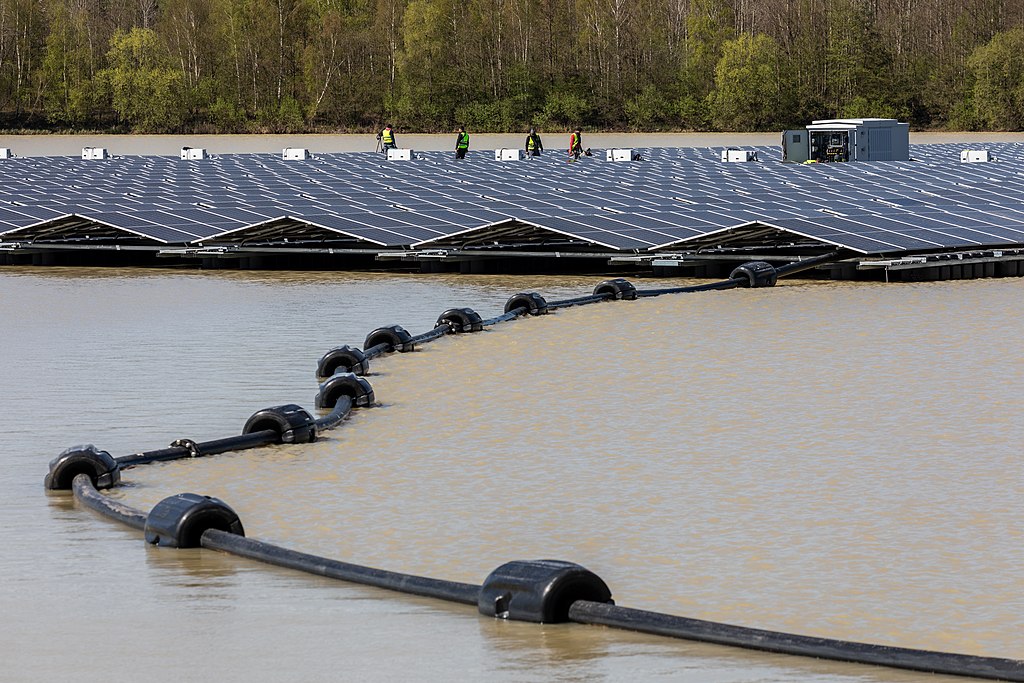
[2,267,1021,682]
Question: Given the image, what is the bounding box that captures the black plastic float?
[316,344,370,379]
[45,444,120,491]
[364,324,415,354]
[242,404,318,444]
[593,278,638,300]
[315,372,375,411]
[436,307,484,333]
[144,493,245,548]
[730,260,779,288]
[504,292,549,316]
[479,560,613,623]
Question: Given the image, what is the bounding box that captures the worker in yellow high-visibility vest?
[377,125,396,155]
[525,128,543,157]
[455,126,470,159]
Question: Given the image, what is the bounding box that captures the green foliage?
[625,85,671,129]
[5,0,1024,132]
[966,29,1024,130]
[39,4,92,124]
[824,0,897,117]
[277,96,305,132]
[102,29,185,131]
[710,33,784,131]
[842,96,899,121]
[455,95,529,132]
[540,89,593,129]
[683,0,735,97]
[209,97,245,131]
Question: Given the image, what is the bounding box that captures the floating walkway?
[5,143,1024,280]
[45,268,1024,680]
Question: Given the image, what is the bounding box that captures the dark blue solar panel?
[5,141,1024,254]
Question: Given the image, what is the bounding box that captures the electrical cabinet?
[782,119,909,163]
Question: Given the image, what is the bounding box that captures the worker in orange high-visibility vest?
[568,128,583,161]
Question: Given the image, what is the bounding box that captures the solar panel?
[3,141,1024,256]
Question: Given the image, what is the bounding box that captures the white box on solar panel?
[81,147,109,160]
[386,149,413,161]
[721,149,757,162]
[495,149,524,160]
[180,147,208,160]
[282,148,311,160]
[960,150,991,163]
[606,149,634,162]
[0,148,12,159]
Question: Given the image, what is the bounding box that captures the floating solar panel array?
[2,142,1024,257]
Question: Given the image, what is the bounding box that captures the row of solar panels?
[2,143,1024,255]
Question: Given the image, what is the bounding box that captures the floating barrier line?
[63,254,1024,681]
[480,309,524,327]
[199,528,481,605]
[567,601,1024,682]
[774,250,847,277]
[72,473,147,530]
[407,325,449,345]
[636,280,739,297]
[546,293,612,309]
[362,342,391,361]
[66,474,1024,681]
[313,396,354,432]
[115,430,279,467]
[114,391,355,468]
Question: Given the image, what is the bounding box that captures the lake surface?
[2,267,1021,682]
[3,131,1024,157]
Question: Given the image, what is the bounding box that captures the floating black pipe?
[567,601,1024,682]
[362,342,391,361]
[637,251,849,298]
[113,388,372,469]
[115,430,279,467]
[313,396,353,431]
[480,309,525,326]
[407,325,449,345]
[774,250,848,277]
[636,279,742,297]
[546,293,612,310]
[71,473,147,530]
[200,528,481,605]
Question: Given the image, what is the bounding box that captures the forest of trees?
[1,0,1023,133]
